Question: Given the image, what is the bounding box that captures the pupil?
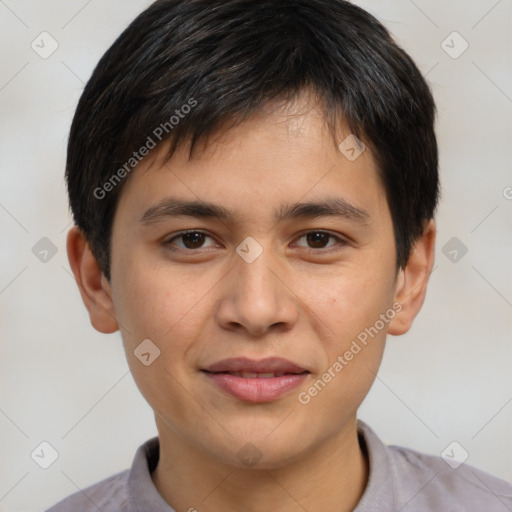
[183,232,204,248]
[307,232,328,248]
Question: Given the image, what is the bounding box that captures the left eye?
[294,231,344,249]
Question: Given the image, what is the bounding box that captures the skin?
[67,92,436,512]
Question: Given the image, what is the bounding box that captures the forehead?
[115,96,388,228]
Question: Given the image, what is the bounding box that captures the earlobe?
[388,219,436,336]
[66,226,119,334]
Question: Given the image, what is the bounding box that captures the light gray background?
[1,1,511,511]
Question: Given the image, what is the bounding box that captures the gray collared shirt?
[45,420,512,511]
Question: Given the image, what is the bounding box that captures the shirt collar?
[128,436,175,512]
[354,419,396,511]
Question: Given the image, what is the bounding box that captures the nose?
[215,247,299,337]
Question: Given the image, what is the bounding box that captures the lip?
[203,357,308,374]
[202,357,310,403]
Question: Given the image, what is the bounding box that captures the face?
[83,95,429,470]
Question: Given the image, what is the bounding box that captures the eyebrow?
[138,197,371,225]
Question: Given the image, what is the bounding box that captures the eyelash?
[163,230,348,253]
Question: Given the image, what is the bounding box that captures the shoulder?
[44,469,132,512]
[387,443,512,511]
[44,437,163,512]
[356,420,512,512]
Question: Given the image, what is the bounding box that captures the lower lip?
[203,371,309,403]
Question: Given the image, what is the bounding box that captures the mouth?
[203,356,309,375]
[204,370,308,378]
[201,357,310,403]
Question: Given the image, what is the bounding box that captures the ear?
[388,219,436,336]
[66,226,119,334]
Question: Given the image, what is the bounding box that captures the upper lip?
[203,357,309,374]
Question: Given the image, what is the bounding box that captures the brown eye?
[295,231,344,250]
[306,232,330,248]
[166,231,216,250]
[181,232,206,249]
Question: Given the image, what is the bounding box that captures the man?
[47,0,512,510]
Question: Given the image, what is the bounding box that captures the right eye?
[164,230,219,251]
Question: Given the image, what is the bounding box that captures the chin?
[211,431,312,471]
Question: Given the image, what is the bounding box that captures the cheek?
[114,262,208,343]
[299,264,396,342]
[113,266,210,414]
[294,265,394,404]
[298,276,391,417]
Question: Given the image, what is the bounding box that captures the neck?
[151,417,369,512]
